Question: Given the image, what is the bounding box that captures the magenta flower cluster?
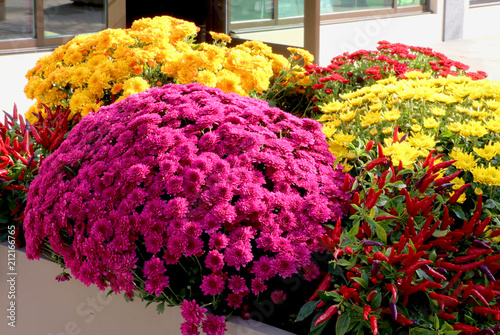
[23,83,349,326]
[181,299,226,335]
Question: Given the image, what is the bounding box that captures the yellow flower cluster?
[24,16,289,122]
[318,73,500,188]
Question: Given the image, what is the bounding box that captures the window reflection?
[0,0,34,41]
[44,0,106,38]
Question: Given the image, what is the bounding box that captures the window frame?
[230,0,430,32]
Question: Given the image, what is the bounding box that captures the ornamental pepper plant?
[297,139,500,334]
[1,105,45,246]
[23,83,350,335]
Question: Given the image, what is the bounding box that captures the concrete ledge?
[0,244,295,335]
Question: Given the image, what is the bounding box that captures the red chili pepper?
[366,140,374,151]
[345,246,353,254]
[374,252,389,263]
[460,260,484,272]
[418,173,439,193]
[351,192,360,215]
[452,323,480,334]
[378,170,390,189]
[473,306,500,316]
[332,218,342,246]
[423,266,447,281]
[434,170,462,187]
[428,292,459,308]
[367,290,377,302]
[377,142,384,159]
[363,305,371,320]
[342,174,351,192]
[446,271,463,291]
[366,157,387,171]
[396,314,413,325]
[454,251,489,264]
[451,282,464,299]
[471,289,490,306]
[422,150,436,168]
[474,217,492,237]
[314,305,339,326]
[375,215,396,222]
[449,183,472,204]
[437,311,456,320]
[392,124,399,143]
[370,315,378,335]
[308,274,333,302]
[366,188,383,209]
[385,283,397,302]
[333,248,344,261]
[428,159,457,174]
[405,260,433,277]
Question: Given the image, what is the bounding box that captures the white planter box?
[0,244,295,335]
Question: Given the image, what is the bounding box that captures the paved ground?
[1,34,499,118]
[431,34,500,82]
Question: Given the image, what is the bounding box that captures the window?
[0,0,125,53]
[469,0,500,6]
[231,0,429,31]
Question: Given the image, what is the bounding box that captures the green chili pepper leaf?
[451,206,466,220]
[336,312,351,335]
[373,223,387,244]
[371,292,382,308]
[353,277,368,289]
[296,300,320,322]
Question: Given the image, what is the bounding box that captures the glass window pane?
[0,0,34,40]
[44,0,106,38]
[321,0,392,14]
[278,0,304,18]
[231,0,274,22]
[399,0,426,7]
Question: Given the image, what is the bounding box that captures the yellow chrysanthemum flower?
[450,149,477,171]
[339,111,356,123]
[320,100,346,114]
[447,122,461,133]
[361,112,382,127]
[423,117,440,129]
[321,124,337,138]
[430,107,446,117]
[408,132,436,150]
[474,142,497,161]
[484,117,500,133]
[411,124,422,132]
[333,132,356,146]
[388,142,420,168]
[383,109,401,122]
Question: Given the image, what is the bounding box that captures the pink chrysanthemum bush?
[23,83,350,334]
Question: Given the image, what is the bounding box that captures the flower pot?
[0,243,295,335]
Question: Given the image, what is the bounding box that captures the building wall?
[464,3,500,39]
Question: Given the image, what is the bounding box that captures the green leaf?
[336,259,356,267]
[372,292,382,308]
[308,318,329,335]
[397,169,414,176]
[452,206,466,220]
[353,277,368,289]
[296,301,320,322]
[432,230,448,237]
[156,302,165,314]
[410,328,433,335]
[335,313,350,335]
[374,223,387,244]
